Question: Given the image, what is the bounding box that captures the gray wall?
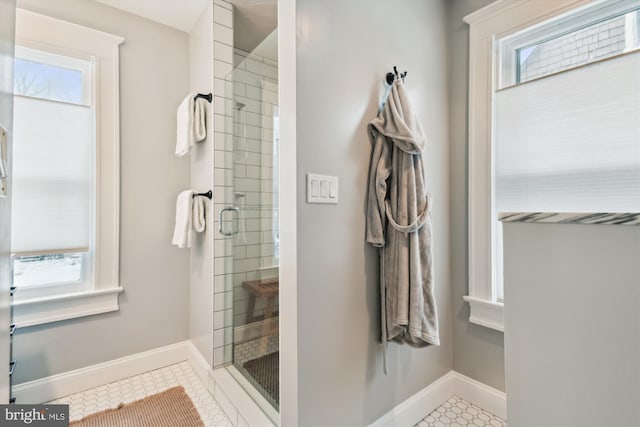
[447,0,506,391]
[189,2,214,368]
[295,1,452,425]
[503,222,640,426]
[13,0,191,384]
[0,0,15,403]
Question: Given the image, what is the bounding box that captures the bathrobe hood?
[369,80,426,155]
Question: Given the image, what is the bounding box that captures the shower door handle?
[218,207,240,236]
[0,124,8,197]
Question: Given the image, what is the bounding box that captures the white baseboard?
[369,371,506,427]
[369,372,455,427]
[450,372,506,420]
[13,341,190,404]
[187,341,212,388]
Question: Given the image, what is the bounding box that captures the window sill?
[12,287,124,328]
[463,296,504,332]
[499,212,640,225]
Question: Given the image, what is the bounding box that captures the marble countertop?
[498,212,640,225]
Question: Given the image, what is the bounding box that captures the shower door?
[221,30,280,413]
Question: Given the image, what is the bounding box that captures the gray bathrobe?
[366,79,439,372]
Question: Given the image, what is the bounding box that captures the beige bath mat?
[70,386,204,427]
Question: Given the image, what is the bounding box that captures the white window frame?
[463,0,594,332]
[12,9,124,327]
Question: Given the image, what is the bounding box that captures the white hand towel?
[175,93,208,157]
[172,190,195,248]
[192,195,206,233]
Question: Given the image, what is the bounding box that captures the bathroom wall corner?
[189,1,216,370]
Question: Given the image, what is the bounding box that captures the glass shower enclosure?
[222,29,279,416]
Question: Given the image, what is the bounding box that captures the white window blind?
[11,96,94,254]
[495,51,640,214]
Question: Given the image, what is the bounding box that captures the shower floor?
[234,335,279,410]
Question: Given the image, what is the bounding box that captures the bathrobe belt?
[384,196,430,234]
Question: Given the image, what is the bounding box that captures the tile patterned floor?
[47,361,232,427]
[415,396,507,427]
[46,361,503,427]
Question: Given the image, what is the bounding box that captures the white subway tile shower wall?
[212,5,280,367]
[212,0,234,368]
[230,48,279,330]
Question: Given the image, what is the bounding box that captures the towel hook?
[194,93,212,103]
[385,66,408,85]
[385,72,395,85]
[193,190,212,199]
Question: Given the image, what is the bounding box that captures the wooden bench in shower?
[243,277,279,324]
[243,277,279,352]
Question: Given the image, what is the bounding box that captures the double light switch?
[307,173,338,204]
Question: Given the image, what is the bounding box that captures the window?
[11,9,124,327]
[464,0,640,331]
[12,46,94,301]
[500,6,640,87]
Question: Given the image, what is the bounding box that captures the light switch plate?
[307,173,338,204]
